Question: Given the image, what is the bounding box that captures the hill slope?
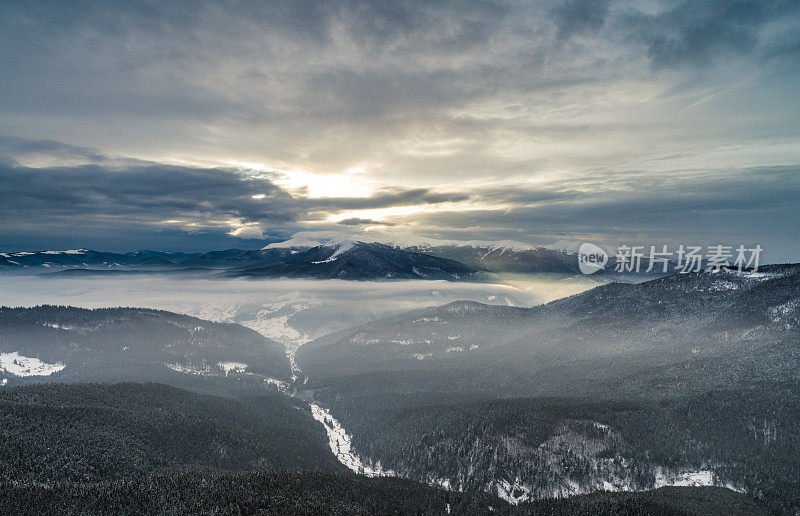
[0,383,344,483]
[0,306,291,390]
[297,264,800,396]
[296,265,800,512]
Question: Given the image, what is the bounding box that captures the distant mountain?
[273,234,585,274]
[0,249,180,270]
[0,306,291,391]
[0,248,294,273]
[266,234,685,275]
[405,241,581,274]
[229,241,482,280]
[0,244,481,281]
[171,248,300,269]
[379,240,686,276]
[0,237,683,278]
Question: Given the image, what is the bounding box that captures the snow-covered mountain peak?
[263,237,323,249]
[1,249,89,257]
[41,249,89,255]
[319,232,543,252]
[321,236,364,248]
[265,231,573,255]
[542,240,583,254]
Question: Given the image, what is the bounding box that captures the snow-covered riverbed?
[309,403,394,477]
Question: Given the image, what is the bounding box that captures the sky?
[1,0,799,259]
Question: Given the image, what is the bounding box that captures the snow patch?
[216,361,247,375]
[191,302,242,323]
[710,280,739,291]
[496,478,532,504]
[543,240,583,254]
[242,315,308,346]
[164,362,212,376]
[264,377,288,389]
[41,249,88,255]
[769,299,799,323]
[311,242,355,264]
[653,468,714,488]
[0,352,65,376]
[43,322,75,330]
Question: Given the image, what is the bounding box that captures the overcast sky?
[1,1,799,259]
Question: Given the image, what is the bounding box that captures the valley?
[0,263,796,513]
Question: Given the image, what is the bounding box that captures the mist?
[0,274,601,350]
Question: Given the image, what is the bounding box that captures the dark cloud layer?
[337,218,395,227]
[0,155,465,249]
[552,0,610,41]
[624,0,800,68]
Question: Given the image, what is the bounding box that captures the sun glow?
[222,160,376,199]
[275,169,374,199]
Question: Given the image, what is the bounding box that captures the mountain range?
[0,237,680,280]
[0,244,480,280]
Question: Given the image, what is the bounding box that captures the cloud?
[0,2,798,258]
[398,166,800,259]
[337,218,395,226]
[552,0,610,41]
[1,142,798,260]
[621,0,800,68]
[2,0,796,183]
[0,135,106,165]
[0,151,468,249]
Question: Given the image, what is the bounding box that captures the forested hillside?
[314,384,799,512]
[297,265,800,513]
[0,471,765,515]
[0,383,344,482]
[298,265,800,397]
[0,305,291,390]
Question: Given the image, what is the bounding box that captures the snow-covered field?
[0,352,65,377]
